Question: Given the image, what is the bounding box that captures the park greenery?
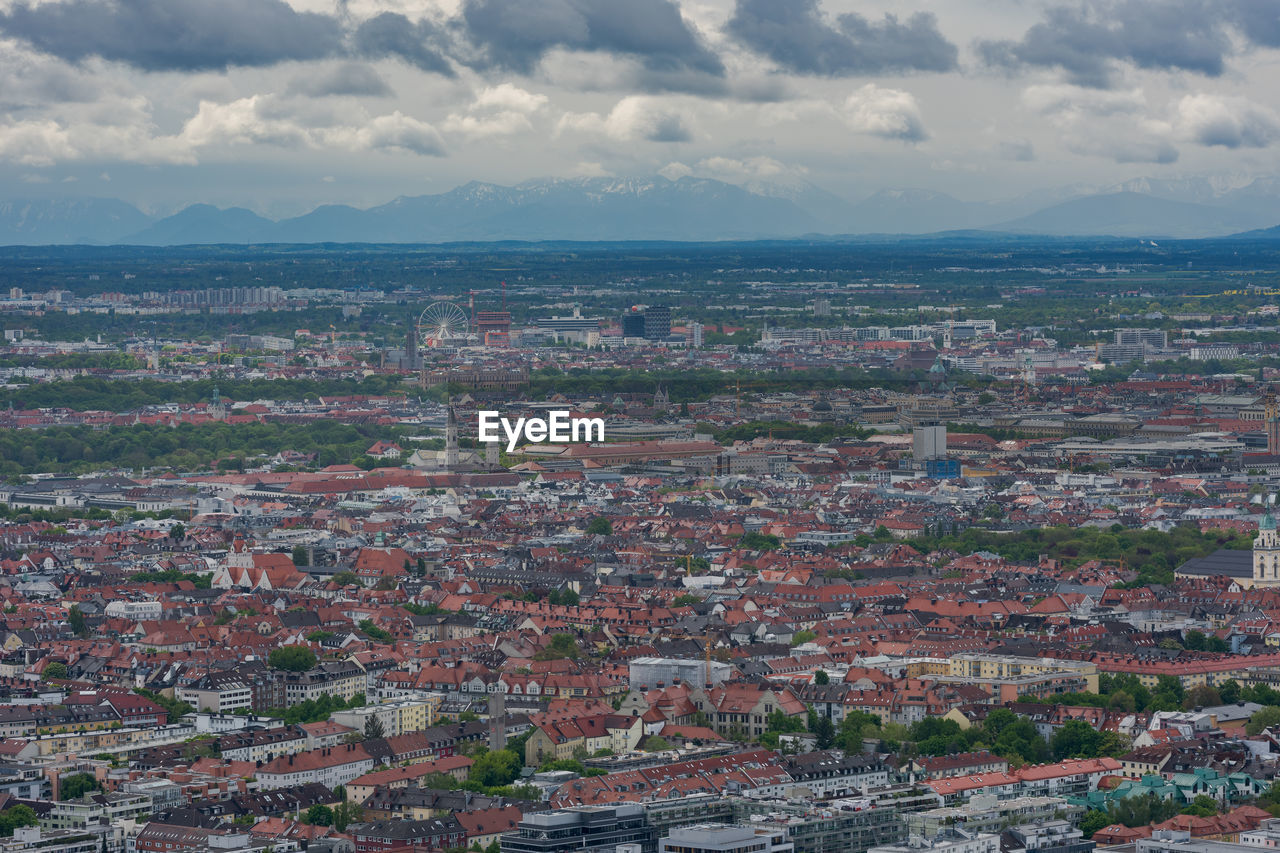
[258,693,365,726]
[2,374,411,411]
[0,419,426,476]
[901,524,1255,587]
[268,645,318,672]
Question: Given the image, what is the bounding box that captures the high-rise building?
[913,421,947,461]
[622,311,647,339]
[622,306,672,341]
[644,305,671,340]
[477,311,512,345]
[406,325,419,370]
[813,298,831,317]
[689,322,704,348]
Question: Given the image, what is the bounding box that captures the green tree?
[364,714,385,740]
[1183,685,1221,710]
[813,715,835,749]
[642,736,671,752]
[43,662,68,681]
[535,634,581,661]
[359,620,394,643]
[739,531,781,550]
[67,605,88,639]
[59,772,101,799]
[1247,706,1280,735]
[585,517,613,536]
[170,522,186,540]
[332,801,363,832]
[331,571,359,586]
[0,804,38,837]
[814,670,830,686]
[292,545,308,566]
[1182,795,1220,817]
[768,711,806,734]
[469,749,522,787]
[304,804,334,826]
[1052,720,1105,759]
[1079,809,1113,838]
[268,645,317,672]
[791,630,816,646]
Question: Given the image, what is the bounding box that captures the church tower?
[445,405,459,471]
[208,387,228,422]
[1254,506,1280,588]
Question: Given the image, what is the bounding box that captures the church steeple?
[1254,501,1279,588]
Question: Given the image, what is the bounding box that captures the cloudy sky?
[2,0,1280,216]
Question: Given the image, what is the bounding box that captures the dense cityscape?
[0,239,1278,853]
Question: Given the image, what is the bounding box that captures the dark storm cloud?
[1224,0,1280,48]
[977,0,1236,88]
[725,0,957,76]
[286,63,394,98]
[351,13,455,77]
[459,0,724,76]
[0,0,343,71]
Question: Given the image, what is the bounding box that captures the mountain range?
[6,174,1280,245]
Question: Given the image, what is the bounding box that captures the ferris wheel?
[417,302,470,346]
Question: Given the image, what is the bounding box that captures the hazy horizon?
[1,0,1279,219]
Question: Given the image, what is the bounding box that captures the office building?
[913,422,947,461]
[622,306,672,341]
[1114,328,1168,349]
[536,308,603,336]
[869,829,999,853]
[907,797,1081,839]
[623,311,647,339]
[501,805,657,853]
[661,825,793,853]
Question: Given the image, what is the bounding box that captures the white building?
[661,825,794,853]
[870,830,1000,853]
[104,600,163,621]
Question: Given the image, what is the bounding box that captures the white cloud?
[442,110,533,138]
[443,83,547,139]
[658,161,693,180]
[695,155,791,179]
[327,111,446,156]
[559,95,694,142]
[181,96,310,148]
[572,160,610,177]
[1176,93,1280,149]
[178,96,445,157]
[843,84,927,142]
[0,102,193,167]
[473,83,548,113]
[1022,85,1146,120]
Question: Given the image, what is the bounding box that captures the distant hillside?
[11,174,1280,245]
[0,198,151,245]
[995,192,1265,238]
